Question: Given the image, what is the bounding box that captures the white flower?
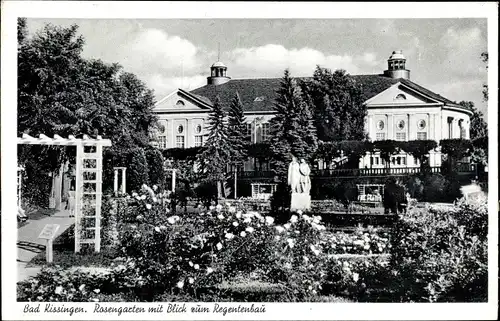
[308,285,312,290]
[364,244,370,250]
[240,231,247,237]
[265,216,275,225]
[303,256,309,262]
[216,204,223,211]
[284,223,291,230]
[217,214,225,220]
[287,238,295,248]
[140,195,146,200]
[274,235,280,240]
[312,290,317,295]
[225,233,234,240]
[312,249,320,256]
[243,217,252,224]
[228,206,236,213]
[209,205,215,210]
[146,204,152,210]
[132,192,138,197]
[232,222,239,227]
[167,216,176,224]
[154,226,160,232]
[216,242,223,250]
[245,227,254,233]
[136,215,143,220]
[226,202,232,207]
[236,211,242,219]
[152,197,158,203]
[188,277,195,284]
[206,267,214,274]
[160,225,167,231]
[297,210,303,215]
[290,215,298,223]
[275,226,285,233]
[303,214,311,222]
[352,272,359,282]
[93,289,100,294]
[189,261,194,267]
[177,281,184,289]
[194,264,200,270]
[153,185,158,191]
[284,263,292,269]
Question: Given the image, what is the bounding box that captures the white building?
[153,50,472,171]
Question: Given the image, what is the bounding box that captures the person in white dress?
[288,156,301,193]
[67,186,76,217]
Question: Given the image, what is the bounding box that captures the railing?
[237,165,475,179]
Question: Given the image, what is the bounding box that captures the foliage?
[303,66,367,142]
[373,140,402,168]
[481,52,488,101]
[389,198,488,302]
[145,148,166,190]
[126,148,149,193]
[458,101,488,165]
[269,70,317,178]
[440,139,472,160]
[339,141,373,168]
[399,140,437,173]
[198,96,232,199]
[246,142,273,160]
[162,147,205,161]
[227,92,249,164]
[383,178,407,214]
[313,141,342,165]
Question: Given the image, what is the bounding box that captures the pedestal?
[291,193,311,211]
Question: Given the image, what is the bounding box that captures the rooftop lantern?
[384,50,410,80]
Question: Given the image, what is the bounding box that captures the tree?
[145,148,166,190]
[399,140,438,174]
[373,140,401,169]
[458,101,488,165]
[269,69,317,178]
[303,66,367,142]
[339,140,373,169]
[227,92,249,165]
[481,52,488,102]
[127,148,149,193]
[17,22,158,205]
[440,139,473,175]
[198,96,232,199]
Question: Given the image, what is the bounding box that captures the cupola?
[384,50,410,79]
[207,61,231,85]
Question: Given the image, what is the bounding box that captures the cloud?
[439,27,487,77]
[227,44,379,77]
[147,74,207,98]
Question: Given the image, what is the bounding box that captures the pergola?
[17,134,112,253]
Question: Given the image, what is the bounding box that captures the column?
[55,164,64,210]
[114,169,118,196]
[186,118,192,147]
[407,114,412,141]
[122,168,127,194]
[367,114,374,141]
[388,114,394,140]
[171,170,176,192]
[434,114,441,141]
[428,113,434,140]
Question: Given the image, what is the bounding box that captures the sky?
[26,18,488,114]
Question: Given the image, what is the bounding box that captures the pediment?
[154,89,212,112]
[365,83,440,106]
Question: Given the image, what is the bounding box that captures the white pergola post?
[18,134,111,254]
[113,167,127,196]
[171,169,176,193]
[113,168,119,196]
[122,168,126,194]
[17,167,24,208]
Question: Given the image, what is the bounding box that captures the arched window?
[395,94,407,100]
[176,100,185,107]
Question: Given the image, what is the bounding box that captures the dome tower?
[384,50,410,79]
[207,61,231,85]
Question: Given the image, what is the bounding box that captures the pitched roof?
[190,74,465,112]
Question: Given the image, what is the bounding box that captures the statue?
[299,158,311,193]
[288,156,301,193]
[288,155,311,211]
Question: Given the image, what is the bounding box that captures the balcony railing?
[237,165,476,179]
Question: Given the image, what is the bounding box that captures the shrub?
[383,178,406,214]
[406,176,424,200]
[389,197,488,302]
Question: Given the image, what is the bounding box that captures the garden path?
[17,207,74,282]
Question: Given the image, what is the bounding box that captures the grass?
[27,248,116,268]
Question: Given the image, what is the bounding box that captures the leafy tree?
[481,52,488,102]
[440,139,473,175]
[399,140,438,173]
[373,140,401,169]
[269,69,317,178]
[145,148,166,190]
[227,92,249,165]
[303,66,367,142]
[17,22,157,205]
[339,140,373,169]
[198,96,232,199]
[127,148,149,193]
[458,101,488,165]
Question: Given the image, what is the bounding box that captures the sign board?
[38,224,60,240]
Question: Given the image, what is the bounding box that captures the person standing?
[67,185,76,217]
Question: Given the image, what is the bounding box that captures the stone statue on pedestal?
[288,156,311,211]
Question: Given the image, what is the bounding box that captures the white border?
[2,2,498,321]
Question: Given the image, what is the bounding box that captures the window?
[397,120,405,130]
[262,123,270,141]
[417,119,426,130]
[396,132,406,141]
[401,157,406,165]
[376,133,386,141]
[194,135,203,147]
[417,132,427,140]
[177,125,184,134]
[176,100,185,107]
[176,136,185,148]
[377,120,385,130]
[158,136,167,149]
[459,120,466,139]
[448,117,453,138]
[395,94,406,100]
[246,123,254,142]
[195,124,202,134]
[414,157,419,166]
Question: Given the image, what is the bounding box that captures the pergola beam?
[18,134,111,146]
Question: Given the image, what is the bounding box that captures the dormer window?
[395,94,407,100]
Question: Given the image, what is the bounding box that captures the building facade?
[153,50,472,171]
